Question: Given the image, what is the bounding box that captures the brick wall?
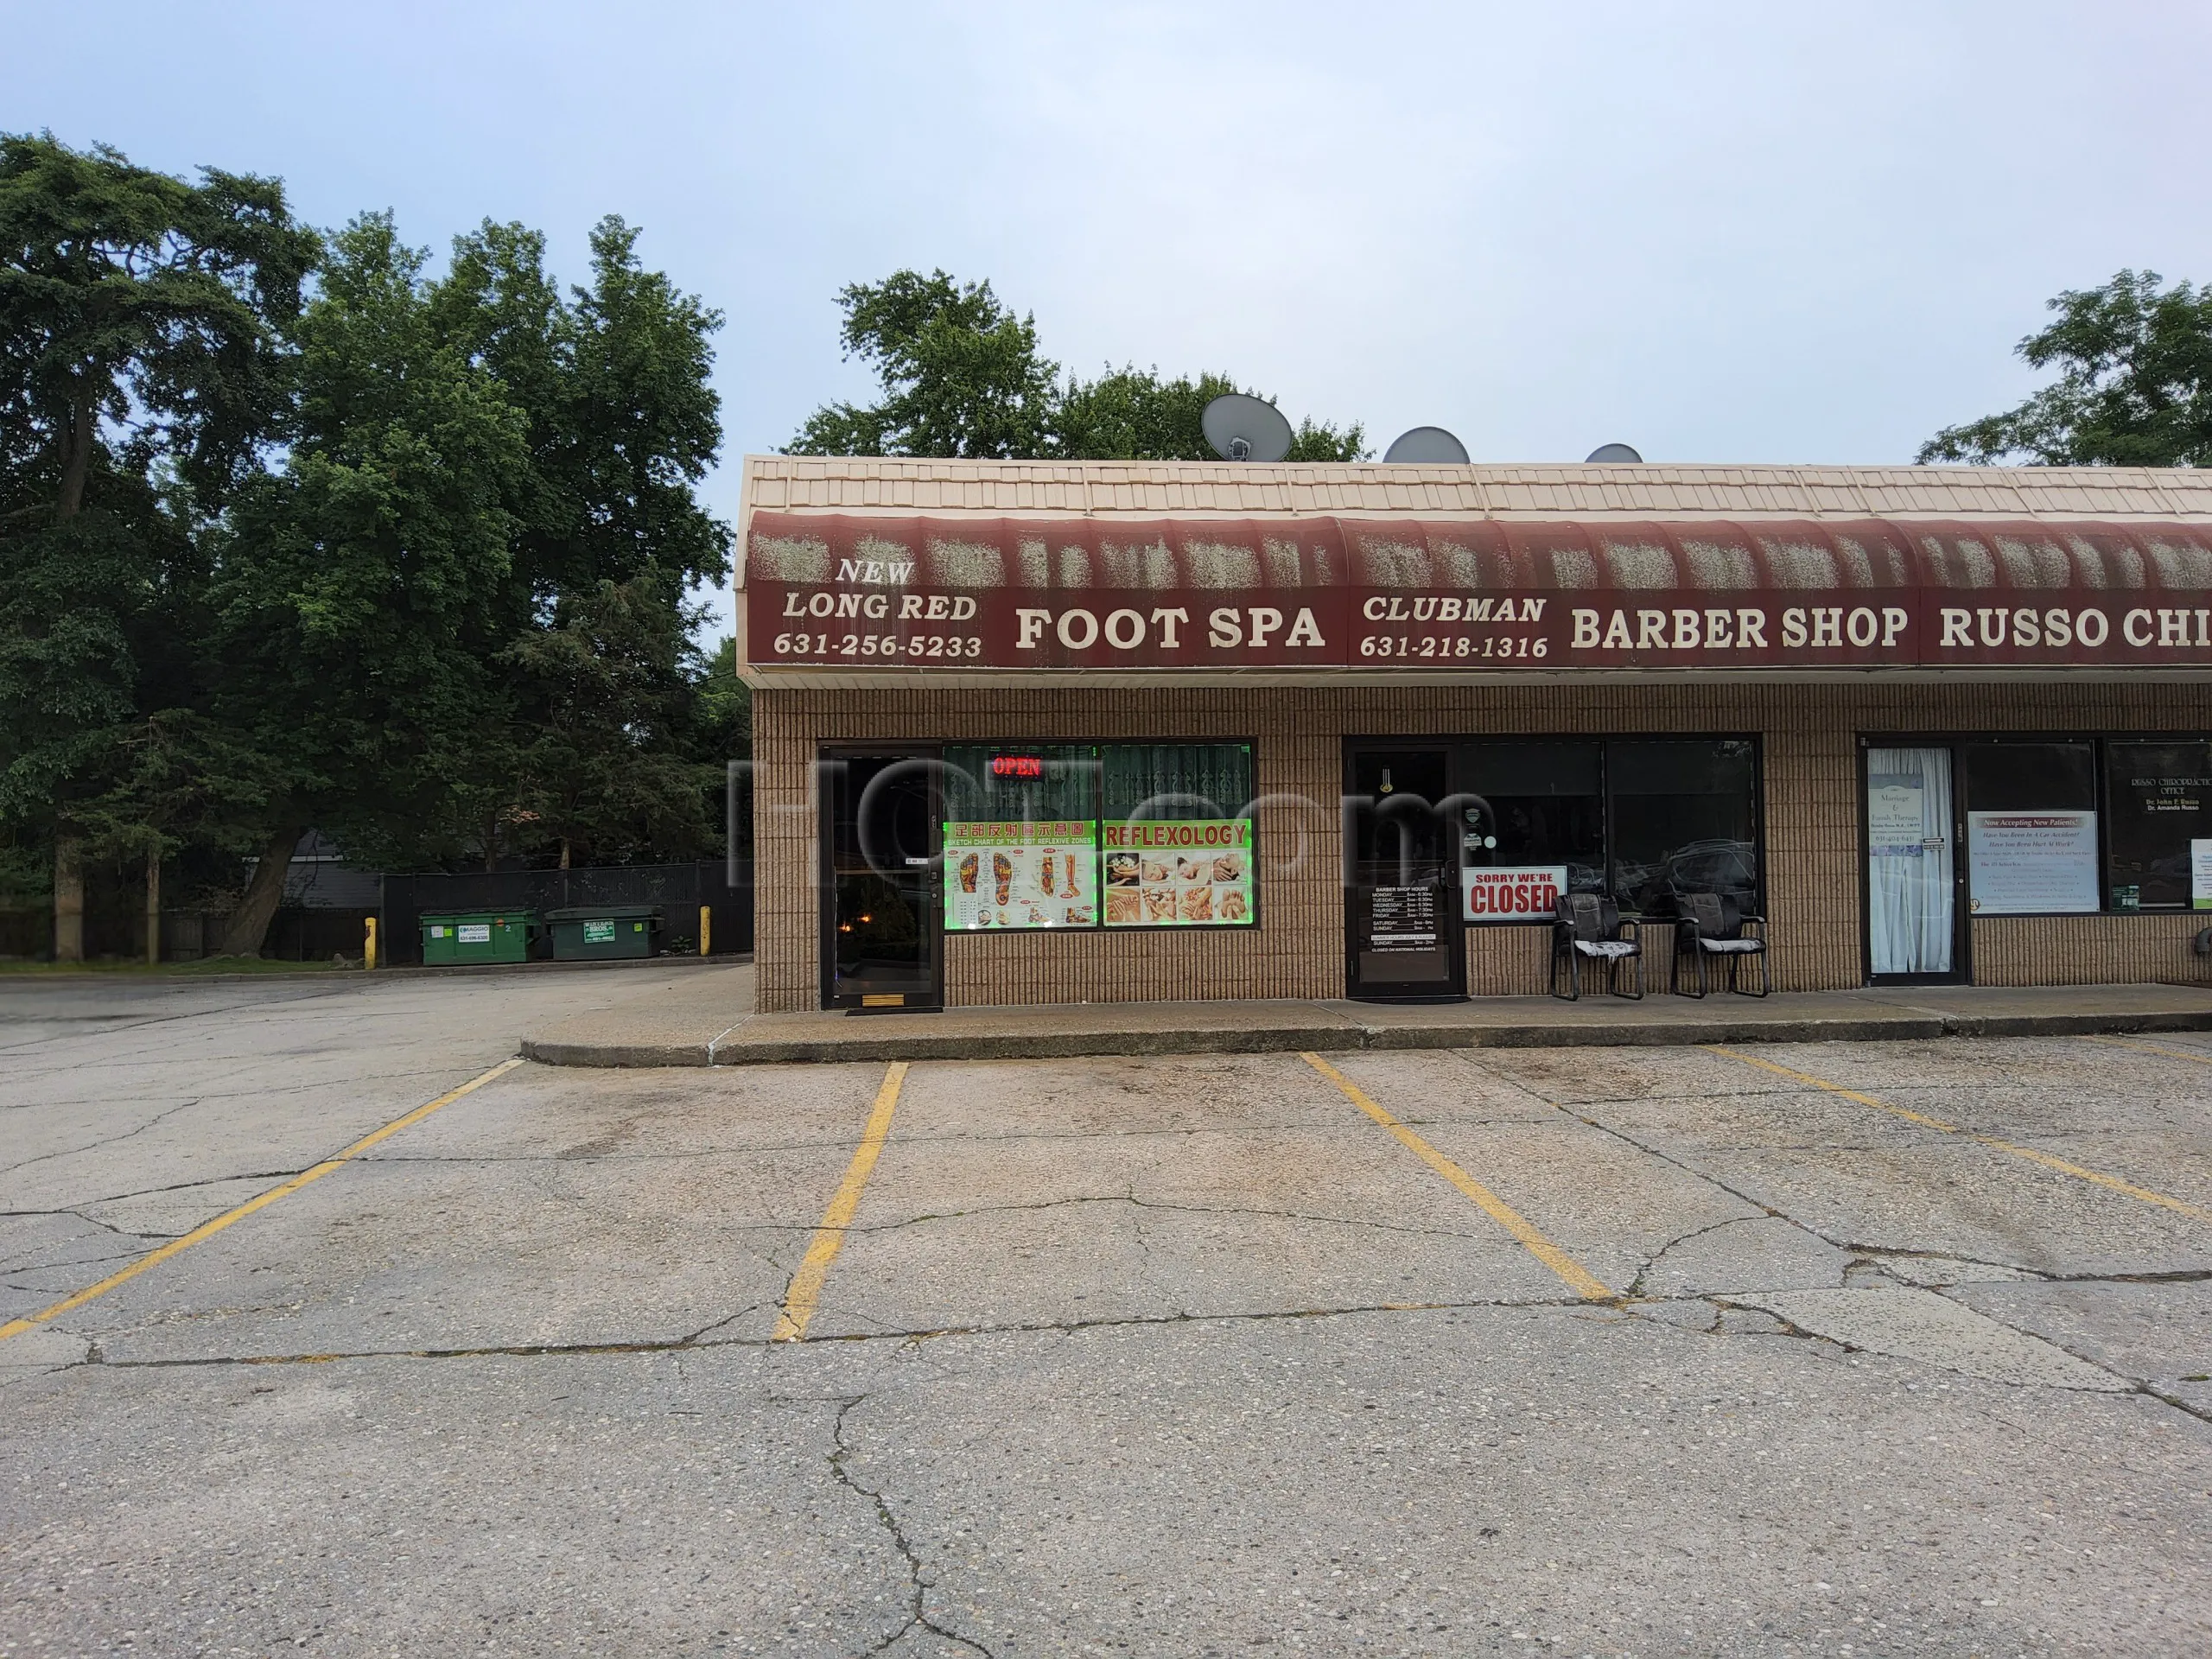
[751,678,2212,1012]
[1971,912,2211,988]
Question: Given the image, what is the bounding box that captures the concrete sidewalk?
[516,963,2212,1066]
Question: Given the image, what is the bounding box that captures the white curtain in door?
[1866,747,1954,975]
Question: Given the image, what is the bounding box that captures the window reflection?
[2106,741,2212,909]
[1452,737,1763,918]
[1607,740,1761,918]
[1459,742,1605,894]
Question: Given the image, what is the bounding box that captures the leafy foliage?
[439,216,729,595]
[790,270,1058,460]
[0,133,741,955]
[211,214,535,878]
[1053,365,1363,461]
[498,576,719,867]
[1052,365,1234,460]
[213,212,735,892]
[789,270,1368,461]
[0,132,315,925]
[1921,270,2212,467]
[426,214,734,870]
[0,131,318,521]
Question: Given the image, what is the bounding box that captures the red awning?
[742,512,2212,675]
[749,512,2212,595]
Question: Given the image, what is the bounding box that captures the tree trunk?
[53,837,84,963]
[146,849,162,966]
[559,837,571,870]
[219,823,304,958]
[57,379,95,522]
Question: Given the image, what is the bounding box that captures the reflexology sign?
[1100,819,1254,928]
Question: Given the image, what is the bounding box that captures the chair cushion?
[1574,939,1639,958]
[1698,937,1764,954]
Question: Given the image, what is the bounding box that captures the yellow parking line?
[0,1057,524,1344]
[773,1061,909,1343]
[1300,1052,1616,1302]
[1711,1046,2212,1225]
[2082,1033,2212,1068]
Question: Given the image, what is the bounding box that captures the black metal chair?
[1670,892,1769,996]
[1551,893,1643,1000]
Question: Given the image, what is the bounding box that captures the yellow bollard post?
[699,905,711,957]
[364,917,378,971]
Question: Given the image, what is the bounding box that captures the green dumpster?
[545,904,663,961]
[420,910,536,966]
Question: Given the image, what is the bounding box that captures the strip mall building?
[735,456,2212,1013]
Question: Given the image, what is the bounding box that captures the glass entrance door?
[821,753,943,1010]
[1865,746,1961,979]
[1344,747,1466,1002]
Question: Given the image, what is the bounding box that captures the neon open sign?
[989,754,1045,779]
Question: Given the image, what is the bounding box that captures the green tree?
[789,270,1366,461]
[209,213,532,953]
[696,633,752,861]
[431,214,734,872]
[0,131,315,957]
[696,634,751,754]
[70,709,272,959]
[1921,270,2212,467]
[789,270,1058,459]
[210,211,734,950]
[548,218,729,593]
[499,575,721,868]
[3,142,735,955]
[1054,364,1366,461]
[434,215,728,596]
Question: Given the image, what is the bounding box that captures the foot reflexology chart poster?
[944,820,1097,929]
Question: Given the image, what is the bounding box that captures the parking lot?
[4,973,2210,1656]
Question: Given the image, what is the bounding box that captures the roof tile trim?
[738,458,2212,578]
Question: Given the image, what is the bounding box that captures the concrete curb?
[518,1003,2212,1068]
[706,1021,1370,1067]
[520,1038,716,1067]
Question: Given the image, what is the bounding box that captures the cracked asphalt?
[3,975,2211,1656]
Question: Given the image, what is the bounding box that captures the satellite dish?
[1202,393,1295,463]
[1383,426,1471,465]
[1585,442,1643,463]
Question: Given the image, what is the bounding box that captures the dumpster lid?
[420,910,537,924]
[544,905,663,922]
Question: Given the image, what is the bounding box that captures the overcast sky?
[12,3,2209,636]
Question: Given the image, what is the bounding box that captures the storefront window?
[940,741,1256,931]
[1962,741,2099,914]
[1459,742,1604,919]
[1102,743,1256,927]
[942,745,1100,930]
[1607,740,1761,918]
[1449,737,1762,920]
[2104,741,2212,910]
